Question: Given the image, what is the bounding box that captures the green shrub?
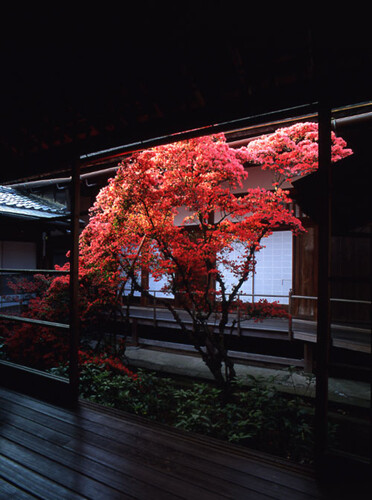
[80,367,176,423]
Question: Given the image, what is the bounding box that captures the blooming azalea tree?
[245,121,353,188]
[77,123,352,388]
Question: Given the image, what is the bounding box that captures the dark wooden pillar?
[303,342,314,374]
[69,162,81,405]
[314,102,332,462]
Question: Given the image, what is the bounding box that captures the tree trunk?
[201,323,236,391]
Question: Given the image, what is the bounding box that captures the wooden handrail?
[0,313,69,329]
[0,268,69,274]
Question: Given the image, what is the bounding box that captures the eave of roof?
[0,185,66,220]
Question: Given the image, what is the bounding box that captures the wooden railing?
[124,288,371,342]
[0,267,74,405]
[0,267,70,329]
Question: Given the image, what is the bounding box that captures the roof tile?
[0,186,66,219]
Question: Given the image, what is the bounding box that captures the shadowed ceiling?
[1,5,371,182]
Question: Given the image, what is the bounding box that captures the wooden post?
[132,318,139,346]
[288,288,293,340]
[153,291,157,327]
[314,101,332,463]
[237,293,241,337]
[304,342,314,374]
[69,161,81,406]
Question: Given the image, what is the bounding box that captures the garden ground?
[124,344,370,409]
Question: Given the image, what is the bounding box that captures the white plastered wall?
[143,165,294,302]
[0,241,37,308]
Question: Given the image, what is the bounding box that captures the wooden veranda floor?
[127,305,371,354]
[0,387,370,500]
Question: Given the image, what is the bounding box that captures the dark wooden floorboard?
[0,402,266,499]
[3,386,368,499]
[0,476,39,500]
[0,426,175,500]
[77,405,322,499]
[0,425,229,500]
[1,437,134,500]
[0,455,87,500]
[0,389,318,499]
[79,403,320,490]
